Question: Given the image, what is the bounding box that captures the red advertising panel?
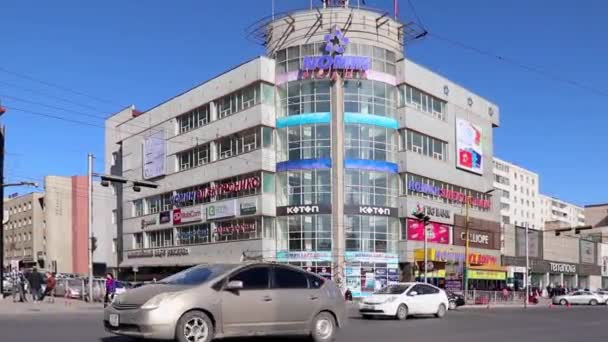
[407,218,450,244]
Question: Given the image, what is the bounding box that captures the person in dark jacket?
[27,268,44,302]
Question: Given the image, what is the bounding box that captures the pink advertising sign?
[407,218,451,244]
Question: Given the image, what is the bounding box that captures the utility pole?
[464,199,470,294]
[88,154,94,302]
[413,211,430,283]
[525,224,529,309]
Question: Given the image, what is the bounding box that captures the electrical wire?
[0,79,99,110]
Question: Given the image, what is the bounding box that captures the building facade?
[2,193,45,270]
[540,194,585,229]
[105,4,501,295]
[492,157,541,229]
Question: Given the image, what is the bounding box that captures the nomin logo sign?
[324,26,349,55]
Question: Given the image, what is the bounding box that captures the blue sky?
[0,0,605,206]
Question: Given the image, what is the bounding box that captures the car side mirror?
[409,291,418,296]
[226,280,243,291]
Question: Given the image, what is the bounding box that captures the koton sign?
[344,205,398,217]
[172,207,203,225]
[276,204,331,216]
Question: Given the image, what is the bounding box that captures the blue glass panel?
[276,158,332,171]
[344,159,398,173]
[344,112,398,129]
[276,112,331,128]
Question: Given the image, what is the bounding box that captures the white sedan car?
[359,282,449,320]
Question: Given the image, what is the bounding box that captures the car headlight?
[141,292,178,310]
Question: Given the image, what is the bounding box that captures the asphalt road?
[1,306,607,342]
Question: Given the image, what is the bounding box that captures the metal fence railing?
[465,290,529,305]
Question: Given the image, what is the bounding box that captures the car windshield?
[374,284,410,295]
[158,264,235,286]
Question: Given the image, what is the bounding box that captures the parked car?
[2,277,13,295]
[552,291,606,306]
[447,291,465,310]
[593,290,608,303]
[359,282,449,320]
[104,263,345,342]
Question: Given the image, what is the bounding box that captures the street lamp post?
[464,188,495,296]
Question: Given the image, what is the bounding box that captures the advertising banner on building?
[207,200,237,220]
[455,119,483,175]
[275,251,332,262]
[406,219,450,244]
[516,227,542,258]
[580,239,596,264]
[172,206,203,225]
[344,252,398,264]
[143,130,166,179]
[601,243,608,277]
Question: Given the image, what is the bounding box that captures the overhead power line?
[0,66,126,108]
[0,80,99,110]
[427,32,608,98]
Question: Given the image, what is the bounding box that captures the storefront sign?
[414,248,498,265]
[126,247,190,259]
[171,176,261,206]
[177,226,209,241]
[276,250,332,262]
[140,217,157,229]
[416,261,446,273]
[344,252,398,263]
[240,202,257,216]
[300,27,369,81]
[406,180,491,209]
[159,211,171,224]
[413,204,451,219]
[406,219,450,244]
[344,205,398,217]
[172,207,203,225]
[276,204,331,216]
[468,270,506,280]
[550,262,576,274]
[453,226,498,250]
[460,231,490,245]
[215,222,256,235]
[207,200,237,220]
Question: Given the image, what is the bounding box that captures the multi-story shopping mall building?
[105,3,501,296]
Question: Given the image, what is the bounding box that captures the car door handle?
[262,296,273,302]
[310,296,319,300]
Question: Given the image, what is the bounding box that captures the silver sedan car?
[552,291,606,306]
[104,263,345,342]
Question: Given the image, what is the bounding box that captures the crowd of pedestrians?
[9,268,56,303]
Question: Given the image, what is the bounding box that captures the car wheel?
[590,299,598,306]
[395,304,408,321]
[311,312,336,342]
[435,304,447,318]
[176,310,213,342]
[448,301,457,310]
[560,299,568,306]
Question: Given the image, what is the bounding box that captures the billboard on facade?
[143,130,166,179]
[455,119,483,175]
[580,239,596,264]
[406,219,450,244]
[516,227,542,259]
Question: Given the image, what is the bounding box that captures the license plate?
[109,314,119,327]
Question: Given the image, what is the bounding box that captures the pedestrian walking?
[27,268,44,303]
[17,272,28,302]
[40,272,56,302]
[104,273,116,308]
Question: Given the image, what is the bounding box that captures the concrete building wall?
[543,233,579,263]
[493,157,541,229]
[2,193,45,268]
[44,176,73,274]
[540,194,585,229]
[72,176,89,275]
[584,204,608,227]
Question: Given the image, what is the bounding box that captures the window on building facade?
[217,127,262,160]
[177,224,210,246]
[111,210,116,224]
[501,203,510,211]
[502,190,510,199]
[177,104,210,134]
[345,215,399,254]
[514,184,517,191]
[344,80,397,117]
[346,125,397,162]
[494,175,510,186]
[133,233,143,249]
[133,200,144,217]
[502,216,510,224]
[279,80,330,116]
[177,143,210,171]
[217,83,271,119]
[278,215,332,252]
[346,170,398,207]
[277,169,331,206]
[495,162,510,173]
[402,129,447,161]
[147,229,174,248]
[399,84,446,120]
[281,124,330,161]
[213,217,262,242]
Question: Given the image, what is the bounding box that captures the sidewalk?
[0,296,104,315]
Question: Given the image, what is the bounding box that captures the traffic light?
[91,236,98,253]
[413,212,430,224]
